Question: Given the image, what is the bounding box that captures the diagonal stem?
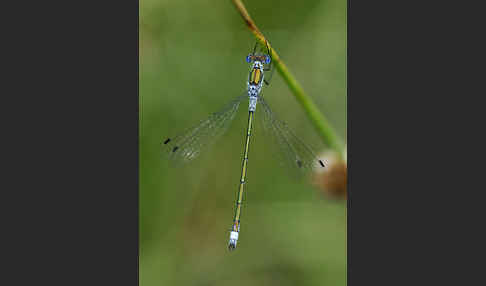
[231,0,345,158]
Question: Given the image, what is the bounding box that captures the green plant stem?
[231,0,345,158]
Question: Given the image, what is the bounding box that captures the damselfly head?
[247,54,270,65]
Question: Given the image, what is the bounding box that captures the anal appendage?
[228,231,239,251]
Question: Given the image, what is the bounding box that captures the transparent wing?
[162,94,247,164]
[259,97,326,173]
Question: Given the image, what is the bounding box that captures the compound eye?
[246,55,252,63]
[265,55,271,64]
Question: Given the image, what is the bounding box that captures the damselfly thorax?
[248,60,265,112]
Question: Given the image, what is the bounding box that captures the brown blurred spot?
[313,153,347,200]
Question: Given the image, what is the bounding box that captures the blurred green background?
[140,0,346,285]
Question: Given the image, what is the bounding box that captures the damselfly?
[162,41,325,251]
